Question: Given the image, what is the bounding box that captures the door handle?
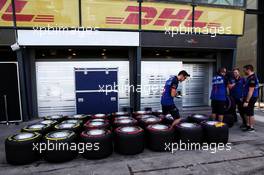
[78,98,84,103]
[110,97,117,102]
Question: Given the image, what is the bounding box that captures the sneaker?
[242,126,250,132]
[247,128,255,132]
[240,124,247,129]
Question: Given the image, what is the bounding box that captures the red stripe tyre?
[201,121,229,144]
[5,132,42,165]
[91,114,108,119]
[187,114,209,124]
[139,116,162,129]
[152,109,163,117]
[113,118,138,128]
[146,124,175,152]
[84,119,110,130]
[80,129,113,159]
[132,111,152,118]
[112,112,130,117]
[162,114,175,125]
[114,126,145,155]
[175,123,203,147]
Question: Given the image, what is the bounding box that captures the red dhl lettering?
[0,0,54,22]
[106,5,221,28]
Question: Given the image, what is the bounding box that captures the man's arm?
[171,87,177,97]
[244,78,256,107]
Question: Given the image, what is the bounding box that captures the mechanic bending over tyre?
[242,65,259,132]
[161,70,190,127]
[228,68,247,128]
[210,67,228,122]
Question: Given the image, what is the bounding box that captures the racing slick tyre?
[113,118,138,128]
[175,123,203,146]
[91,114,108,120]
[67,114,90,123]
[162,114,175,125]
[111,111,130,122]
[201,121,229,144]
[188,114,209,124]
[146,124,175,152]
[39,120,58,127]
[80,129,113,159]
[43,130,78,163]
[132,111,152,118]
[21,123,52,135]
[61,119,83,127]
[44,115,65,122]
[139,116,162,129]
[223,114,235,128]
[54,122,82,134]
[144,107,152,112]
[152,110,163,117]
[84,119,110,130]
[225,96,236,114]
[114,126,145,155]
[5,132,42,165]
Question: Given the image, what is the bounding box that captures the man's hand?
[243,102,249,107]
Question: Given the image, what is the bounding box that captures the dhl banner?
[82,0,244,35]
[195,6,244,35]
[0,0,79,27]
[0,0,244,35]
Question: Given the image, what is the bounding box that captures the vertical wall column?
[257,0,264,83]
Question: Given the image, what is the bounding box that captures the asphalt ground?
[0,109,264,175]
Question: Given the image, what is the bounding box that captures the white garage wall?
[36,61,129,117]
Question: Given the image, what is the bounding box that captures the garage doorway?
[182,63,212,107]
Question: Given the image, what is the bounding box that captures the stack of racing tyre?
[5,109,230,165]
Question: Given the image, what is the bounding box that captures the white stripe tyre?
[114,126,145,155]
[5,132,42,165]
[175,123,203,146]
[201,121,229,144]
[187,114,209,124]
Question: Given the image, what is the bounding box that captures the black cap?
[178,70,190,77]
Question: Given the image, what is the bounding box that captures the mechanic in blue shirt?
[210,67,227,122]
[161,70,190,127]
[242,65,259,132]
[228,68,246,128]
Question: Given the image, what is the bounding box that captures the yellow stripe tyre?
[5,132,42,165]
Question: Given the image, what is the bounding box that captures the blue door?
[75,68,118,114]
